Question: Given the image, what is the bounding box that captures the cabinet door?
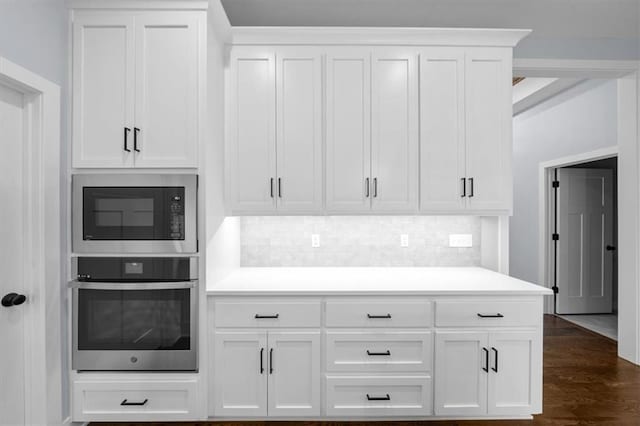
[227,48,277,212]
[326,50,372,212]
[465,48,512,211]
[212,332,267,417]
[419,48,466,212]
[488,331,541,416]
[275,49,323,212]
[267,331,320,417]
[133,12,200,167]
[371,50,419,212]
[72,14,135,168]
[434,331,488,416]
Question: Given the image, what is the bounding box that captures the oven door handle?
[69,280,197,290]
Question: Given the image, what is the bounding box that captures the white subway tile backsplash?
[240,216,481,267]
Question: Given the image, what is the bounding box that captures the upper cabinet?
[72,9,205,168]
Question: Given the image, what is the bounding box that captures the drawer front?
[73,380,198,421]
[214,300,321,327]
[435,299,540,327]
[326,331,432,372]
[326,300,432,327]
[326,375,432,416]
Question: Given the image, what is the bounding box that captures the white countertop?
[207,267,553,296]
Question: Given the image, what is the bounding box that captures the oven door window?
[77,288,191,351]
[82,187,185,240]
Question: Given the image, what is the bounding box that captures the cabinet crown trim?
[67,0,208,10]
[231,27,531,47]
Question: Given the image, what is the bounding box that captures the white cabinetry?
[72,10,203,168]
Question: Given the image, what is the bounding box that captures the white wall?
[510,79,618,284]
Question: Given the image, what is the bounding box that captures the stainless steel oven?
[71,256,198,371]
[72,174,197,254]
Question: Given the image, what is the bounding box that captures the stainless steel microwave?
[72,174,197,254]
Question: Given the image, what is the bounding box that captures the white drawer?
[326,300,432,328]
[326,331,432,372]
[435,299,540,327]
[326,375,432,417]
[214,299,321,327]
[73,379,198,422]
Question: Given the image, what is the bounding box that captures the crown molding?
[67,0,208,10]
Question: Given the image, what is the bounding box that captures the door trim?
[0,57,62,425]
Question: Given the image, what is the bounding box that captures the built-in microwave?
[72,174,197,253]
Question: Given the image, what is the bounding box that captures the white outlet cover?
[400,234,409,247]
[449,234,473,248]
[311,234,320,248]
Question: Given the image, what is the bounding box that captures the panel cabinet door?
[72,14,135,168]
[275,49,323,212]
[419,48,466,212]
[212,332,267,417]
[133,12,200,167]
[434,331,488,416]
[325,50,372,212]
[465,48,512,212]
[371,50,419,212]
[267,331,321,417]
[488,331,541,416]
[227,48,277,212]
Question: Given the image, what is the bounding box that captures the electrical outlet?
[311,234,320,248]
[400,234,409,247]
[449,234,473,248]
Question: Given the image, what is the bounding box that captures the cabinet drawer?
[326,331,432,372]
[435,299,540,327]
[73,379,198,421]
[214,300,321,327]
[326,375,432,416]
[326,300,432,327]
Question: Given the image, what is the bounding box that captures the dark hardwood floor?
[94,315,640,426]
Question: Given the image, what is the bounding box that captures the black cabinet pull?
[270,178,274,198]
[468,177,474,197]
[365,177,370,198]
[477,313,504,318]
[278,178,282,198]
[1,293,26,307]
[366,394,390,401]
[260,347,264,374]
[123,127,131,152]
[133,127,140,152]
[367,313,391,319]
[373,177,378,197]
[366,350,391,356]
[491,347,498,372]
[606,245,616,251]
[269,348,274,374]
[121,399,148,406]
[255,314,279,319]
[461,177,466,197]
[482,347,489,372]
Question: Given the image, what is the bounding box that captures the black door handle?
[606,245,616,251]
[468,177,474,197]
[124,127,131,152]
[461,177,466,197]
[1,293,26,307]
[373,178,378,197]
[491,347,498,372]
[367,313,391,319]
[366,394,390,401]
[477,313,504,318]
[270,178,274,198]
[121,399,148,406]
[133,127,141,152]
[365,177,370,198]
[482,347,489,372]
[269,348,274,374]
[366,350,391,356]
[260,347,264,374]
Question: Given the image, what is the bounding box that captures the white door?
[72,14,135,168]
[371,50,419,212]
[557,168,614,314]
[434,331,488,416]
[0,83,27,425]
[275,49,323,212]
[133,12,199,167]
[488,331,541,415]
[267,331,321,416]
[227,48,277,213]
[419,48,466,212]
[465,48,512,211]
[212,331,267,417]
[325,50,372,213]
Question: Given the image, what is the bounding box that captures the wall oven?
[71,256,198,371]
[72,174,197,254]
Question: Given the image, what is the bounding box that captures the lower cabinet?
[212,330,321,417]
[434,330,540,416]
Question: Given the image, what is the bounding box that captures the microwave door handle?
[69,281,196,290]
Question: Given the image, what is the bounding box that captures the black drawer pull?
[367,313,392,319]
[255,314,279,319]
[367,350,391,356]
[491,347,498,372]
[482,347,489,372]
[477,313,504,318]
[121,399,148,406]
[366,393,390,401]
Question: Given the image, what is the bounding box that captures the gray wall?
[510,79,618,284]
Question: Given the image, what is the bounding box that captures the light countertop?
[207,267,553,296]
